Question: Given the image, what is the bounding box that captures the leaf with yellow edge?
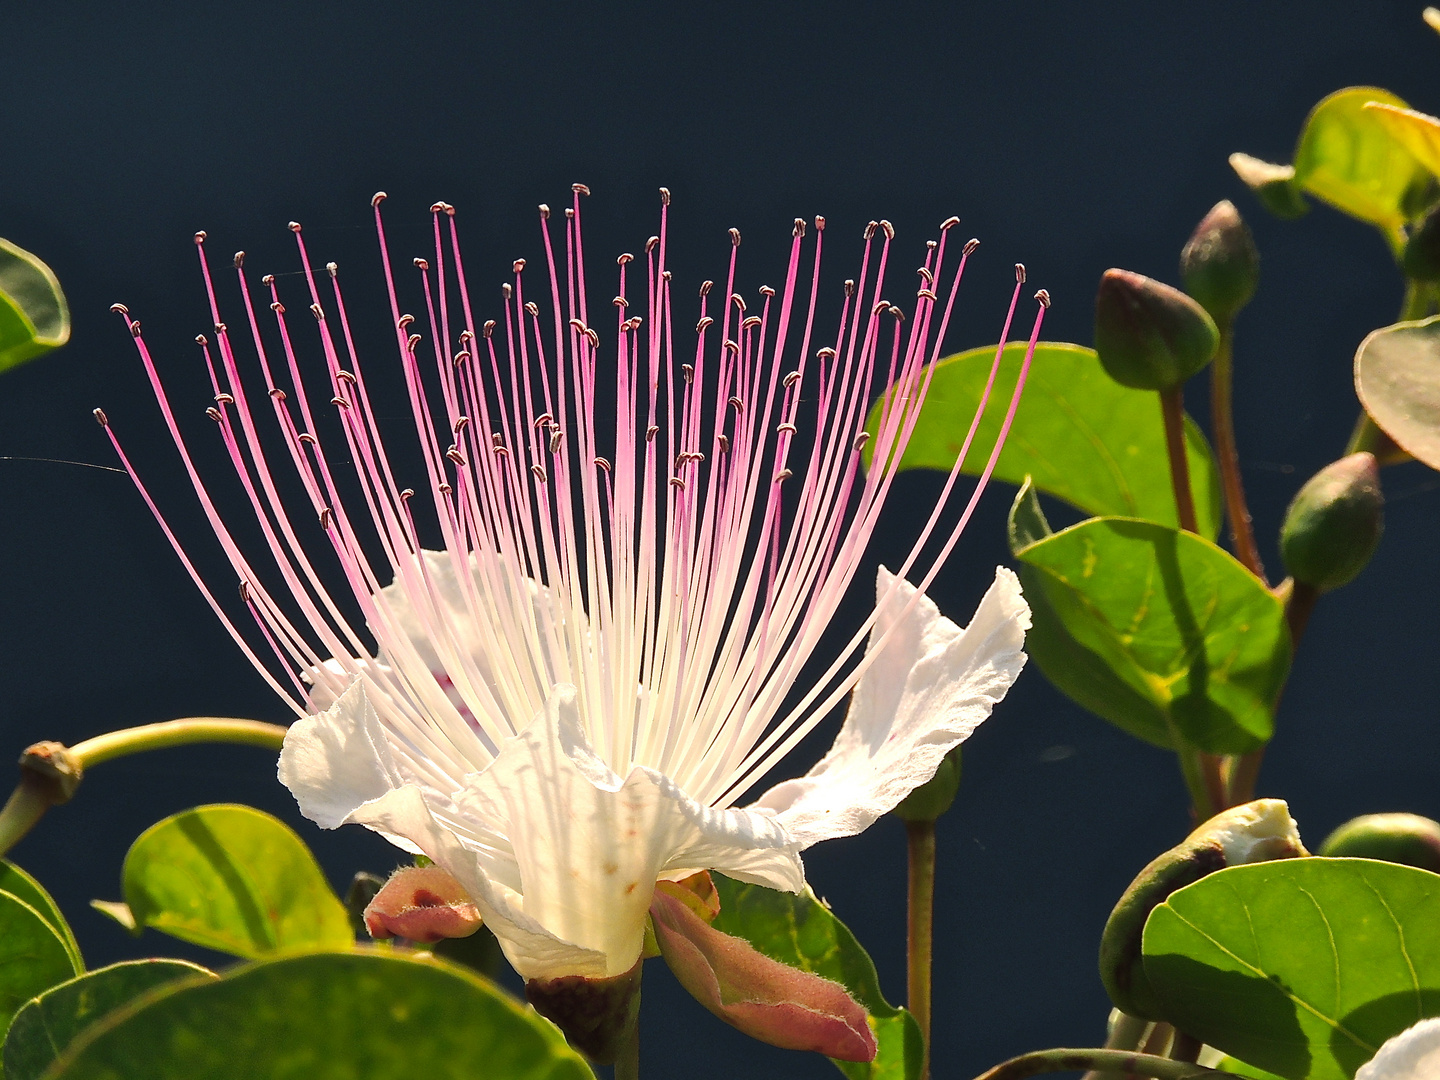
[1366,102,1440,182]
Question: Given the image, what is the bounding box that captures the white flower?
[103,191,1046,982]
[1356,1018,1440,1080]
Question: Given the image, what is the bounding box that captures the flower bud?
[1094,269,1220,390]
[1180,201,1259,324]
[526,961,643,1064]
[1099,799,1307,1020]
[891,745,961,823]
[1403,202,1440,282]
[361,865,483,943]
[1319,813,1440,873]
[1229,153,1310,220]
[1279,452,1383,592]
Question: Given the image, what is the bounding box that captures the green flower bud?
[891,746,962,823]
[1094,269,1220,390]
[1229,153,1310,220]
[1180,201,1259,324]
[1319,813,1440,873]
[1403,202,1440,282]
[1099,799,1307,1020]
[1279,452,1383,592]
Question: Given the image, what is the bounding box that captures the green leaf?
[114,803,353,958]
[710,875,923,1080]
[0,237,69,373]
[41,950,595,1080]
[864,342,1222,538]
[0,862,82,972]
[0,891,81,1038]
[1015,517,1289,753]
[1355,315,1440,471]
[4,960,216,1080]
[1292,87,1430,241]
[1142,858,1440,1080]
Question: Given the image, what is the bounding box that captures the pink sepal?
[649,885,876,1062]
[362,865,483,943]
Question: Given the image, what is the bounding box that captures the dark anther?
[371,192,388,206]
[729,228,741,246]
[234,251,246,268]
[659,187,671,205]
[288,221,302,233]
[92,408,109,426]
[194,231,207,244]
[572,183,591,196]
[1015,263,1026,283]
[699,280,713,297]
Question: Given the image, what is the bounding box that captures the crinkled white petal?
[455,684,803,979]
[1357,1018,1440,1080]
[750,565,1029,848]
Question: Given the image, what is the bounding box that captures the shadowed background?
[1,2,1438,1076]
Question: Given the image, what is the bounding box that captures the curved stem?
[1159,387,1199,535]
[1209,327,1265,583]
[972,1048,1236,1080]
[906,820,936,1079]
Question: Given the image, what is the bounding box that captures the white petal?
[750,566,1029,848]
[454,684,804,979]
[1357,1018,1440,1080]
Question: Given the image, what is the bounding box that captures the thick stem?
[1209,328,1265,583]
[0,717,289,859]
[907,819,936,1079]
[972,1048,1235,1080]
[613,1015,640,1080]
[1079,1011,1151,1080]
[1159,386,1198,534]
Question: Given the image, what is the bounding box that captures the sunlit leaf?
[1143,858,1440,1080]
[1355,315,1440,471]
[864,342,1222,537]
[112,803,353,958]
[1366,102,1440,181]
[0,890,81,1039]
[710,875,923,1080]
[42,950,595,1080]
[0,237,69,373]
[4,960,215,1080]
[1015,517,1289,753]
[1292,87,1429,239]
[0,861,82,971]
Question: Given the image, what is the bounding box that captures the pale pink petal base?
[362,865,483,943]
[649,885,876,1062]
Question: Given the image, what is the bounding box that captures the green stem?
[1079,1011,1151,1080]
[613,1015,640,1080]
[0,717,288,859]
[1210,327,1266,584]
[906,819,936,1080]
[971,1048,1236,1080]
[1159,386,1198,534]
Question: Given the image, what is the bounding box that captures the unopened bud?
[1229,153,1310,220]
[526,961,643,1064]
[891,746,962,823]
[1319,813,1440,873]
[361,865,483,943]
[1403,202,1440,282]
[1180,200,1259,324]
[1094,269,1219,390]
[1280,452,1383,592]
[1100,799,1306,1020]
[18,741,83,803]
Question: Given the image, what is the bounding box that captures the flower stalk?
[971,1048,1237,1080]
[1159,386,1198,535]
[1209,328,1265,582]
[906,819,936,1079]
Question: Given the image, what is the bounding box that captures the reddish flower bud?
[362,865,483,943]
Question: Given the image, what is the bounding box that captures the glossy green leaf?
[1015,517,1289,753]
[710,875,923,1080]
[41,950,595,1080]
[864,342,1222,538]
[114,803,353,958]
[1355,315,1440,471]
[1292,87,1429,240]
[0,237,69,373]
[0,861,82,971]
[4,960,216,1080]
[1143,858,1440,1080]
[0,891,81,1038]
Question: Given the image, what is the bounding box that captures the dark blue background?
[2,2,1438,1076]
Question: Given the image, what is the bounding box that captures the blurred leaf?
[115,803,353,958]
[1292,87,1428,240]
[88,900,137,934]
[1355,315,1440,471]
[1366,102,1440,184]
[4,960,215,1080]
[0,890,81,1038]
[0,237,69,373]
[864,342,1222,538]
[1015,518,1289,754]
[1229,154,1311,220]
[42,950,594,1080]
[0,861,82,971]
[710,875,923,1080]
[1143,858,1440,1080]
